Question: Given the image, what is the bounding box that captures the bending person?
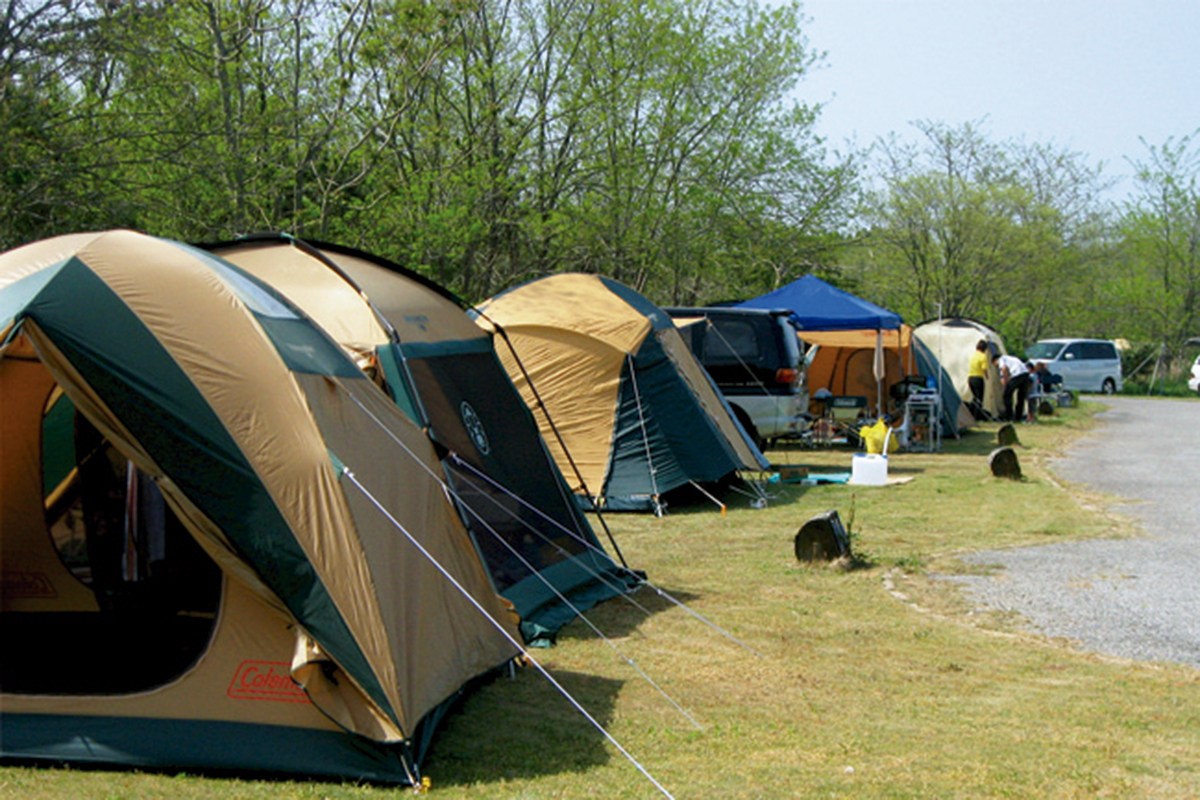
[994,352,1032,423]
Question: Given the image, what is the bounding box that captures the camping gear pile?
[739,277,1001,444]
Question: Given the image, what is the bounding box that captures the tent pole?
[687,480,727,515]
[626,354,664,517]
[486,323,630,568]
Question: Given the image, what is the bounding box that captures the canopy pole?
[339,466,676,800]
[873,329,885,417]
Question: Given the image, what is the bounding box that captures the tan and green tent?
[476,274,768,513]
[200,235,640,645]
[0,231,519,782]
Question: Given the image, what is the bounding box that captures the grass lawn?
[5,401,1199,798]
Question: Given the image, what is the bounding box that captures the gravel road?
[947,396,1200,667]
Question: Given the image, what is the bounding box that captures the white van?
[1026,338,1123,394]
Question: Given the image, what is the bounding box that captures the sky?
[794,0,1200,197]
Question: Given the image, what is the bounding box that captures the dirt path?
[949,396,1200,667]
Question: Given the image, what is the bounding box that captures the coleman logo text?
[228,661,310,703]
[1,571,57,599]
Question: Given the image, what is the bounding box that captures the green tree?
[2,0,854,306]
[365,0,853,302]
[0,1,133,249]
[1110,133,1200,361]
[854,120,1111,349]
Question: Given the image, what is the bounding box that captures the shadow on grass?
[553,583,702,643]
[424,666,626,788]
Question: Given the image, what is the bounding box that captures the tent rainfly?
[201,235,641,645]
[476,273,769,513]
[0,231,520,783]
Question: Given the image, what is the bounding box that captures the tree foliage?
[852,120,1113,349]
[0,0,854,306]
[1109,133,1200,363]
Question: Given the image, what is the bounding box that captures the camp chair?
[827,395,869,444]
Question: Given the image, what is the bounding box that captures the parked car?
[665,306,807,449]
[1026,338,1123,394]
[1189,355,1200,393]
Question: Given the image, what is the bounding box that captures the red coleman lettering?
[227,661,310,703]
[1,571,57,599]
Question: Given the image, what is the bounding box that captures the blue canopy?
[738,275,902,331]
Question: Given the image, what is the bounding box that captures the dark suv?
[665,307,807,448]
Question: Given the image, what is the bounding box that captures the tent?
[0,231,519,783]
[914,317,1008,427]
[739,276,910,417]
[201,235,639,645]
[476,273,769,513]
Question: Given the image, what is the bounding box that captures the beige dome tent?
[0,231,518,783]
[200,235,640,645]
[913,318,1008,424]
[476,274,768,513]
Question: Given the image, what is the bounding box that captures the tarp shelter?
[476,274,769,513]
[914,318,1008,428]
[0,231,519,783]
[739,274,903,331]
[201,235,639,645]
[739,276,909,416]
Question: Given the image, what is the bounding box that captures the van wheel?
[1102,378,1117,394]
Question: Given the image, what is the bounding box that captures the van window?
[1083,341,1117,359]
[706,319,761,363]
[1026,341,1064,360]
[1062,342,1085,360]
[780,319,801,365]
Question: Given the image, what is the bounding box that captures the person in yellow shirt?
[967,339,990,420]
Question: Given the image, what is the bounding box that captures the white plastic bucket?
[851,453,888,486]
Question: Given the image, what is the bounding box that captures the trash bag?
[860,419,897,454]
